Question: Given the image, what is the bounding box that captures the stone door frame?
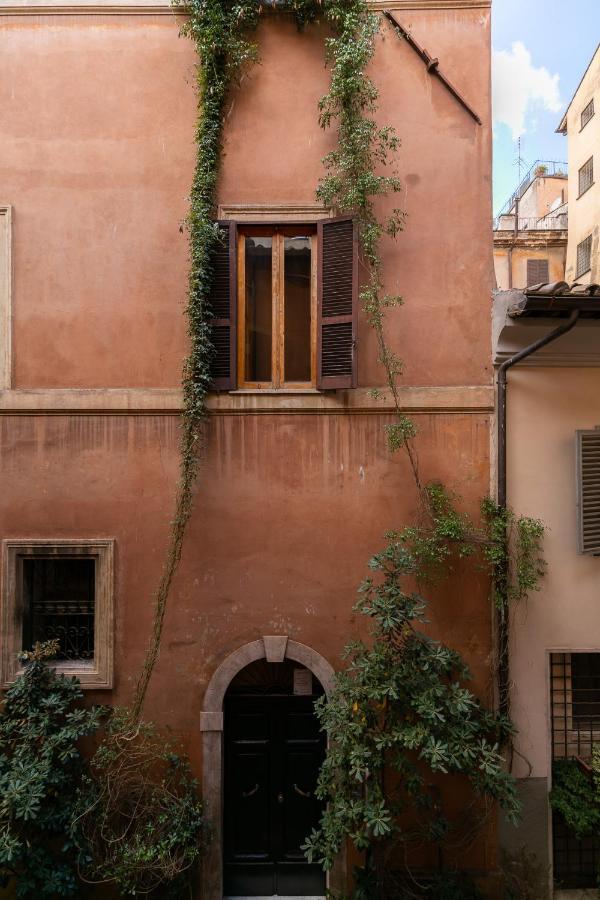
[199,636,343,899]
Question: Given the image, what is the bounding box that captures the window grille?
[551,652,600,887]
[578,157,594,197]
[576,235,593,278]
[526,258,549,286]
[581,99,595,130]
[22,558,95,661]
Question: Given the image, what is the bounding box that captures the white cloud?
[493,41,562,139]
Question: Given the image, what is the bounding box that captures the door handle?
[242,783,259,798]
[293,783,312,798]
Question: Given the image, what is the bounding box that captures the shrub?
[0,641,103,897]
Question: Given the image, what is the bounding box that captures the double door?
[224,695,326,896]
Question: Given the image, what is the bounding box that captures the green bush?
[550,758,600,841]
[0,641,103,897]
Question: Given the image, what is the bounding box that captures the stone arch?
[199,636,339,899]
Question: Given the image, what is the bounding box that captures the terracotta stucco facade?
[1,1,498,893]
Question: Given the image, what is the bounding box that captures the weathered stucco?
[0,2,497,890]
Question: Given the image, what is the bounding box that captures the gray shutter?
[527,258,549,287]
[317,217,358,390]
[209,221,237,390]
[577,429,600,554]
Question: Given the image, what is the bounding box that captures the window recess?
[207,217,357,391]
[576,235,593,279]
[581,99,595,131]
[578,156,594,198]
[1,540,114,688]
[551,652,600,888]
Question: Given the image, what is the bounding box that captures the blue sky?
[492,1,600,214]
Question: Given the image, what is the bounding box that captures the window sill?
[228,388,323,395]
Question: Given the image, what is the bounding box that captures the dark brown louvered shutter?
[208,220,237,390]
[317,217,358,390]
[577,429,600,554]
[526,258,549,287]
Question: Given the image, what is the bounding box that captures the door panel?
[224,694,326,896]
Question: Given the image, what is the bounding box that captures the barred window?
[551,653,600,888]
[22,558,95,661]
[577,235,592,278]
[578,157,594,197]
[581,99,595,131]
[1,540,114,688]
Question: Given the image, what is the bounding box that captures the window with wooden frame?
[578,156,594,197]
[0,539,115,688]
[208,217,358,391]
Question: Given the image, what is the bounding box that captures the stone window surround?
[1,538,115,689]
[199,636,344,900]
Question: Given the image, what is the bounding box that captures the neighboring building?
[1,0,500,895]
[494,281,600,898]
[558,44,600,286]
[493,161,568,291]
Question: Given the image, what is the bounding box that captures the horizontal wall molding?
[1,0,490,15]
[0,386,493,415]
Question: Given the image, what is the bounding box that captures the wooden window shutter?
[526,258,549,287]
[208,221,237,390]
[577,429,600,554]
[317,217,358,390]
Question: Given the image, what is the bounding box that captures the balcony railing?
[494,211,568,232]
[495,160,568,221]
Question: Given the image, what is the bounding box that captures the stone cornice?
[0,386,493,415]
[0,0,491,16]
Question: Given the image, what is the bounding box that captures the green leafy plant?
[302,541,520,887]
[0,641,103,898]
[550,757,600,841]
[73,710,206,897]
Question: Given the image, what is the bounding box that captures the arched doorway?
[223,659,326,897]
[199,636,342,900]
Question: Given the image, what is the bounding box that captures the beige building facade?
[558,44,600,285]
[494,284,600,898]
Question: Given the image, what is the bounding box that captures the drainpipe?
[496,308,580,718]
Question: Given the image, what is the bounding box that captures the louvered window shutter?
[208,221,237,390]
[317,217,358,390]
[527,258,549,287]
[577,429,600,554]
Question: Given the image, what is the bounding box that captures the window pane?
[245,237,272,382]
[284,236,311,382]
[22,558,95,660]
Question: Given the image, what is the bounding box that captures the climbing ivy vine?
[128,0,547,884]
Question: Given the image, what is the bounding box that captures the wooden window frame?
[236,225,318,391]
[1,539,115,689]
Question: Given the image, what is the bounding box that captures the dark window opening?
[551,653,600,888]
[22,558,95,661]
[577,235,592,278]
[578,157,594,197]
[581,99,595,131]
